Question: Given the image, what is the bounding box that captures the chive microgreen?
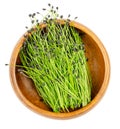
[19,4,92,112]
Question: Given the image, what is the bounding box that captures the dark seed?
[36,12,40,14]
[25,26,28,29]
[42,8,46,11]
[45,17,48,20]
[56,7,58,10]
[68,14,71,18]
[29,14,32,17]
[36,23,39,26]
[67,19,71,22]
[32,14,35,18]
[36,65,42,70]
[50,9,53,12]
[54,10,56,13]
[30,28,34,32]
[48,15,50,18]
[79,44,84,50]
[74,16,78,19]
[48,3,51,6]
[5,64,9,66]
[73,47,79,52]
[49,18,53,22]
[36,19,39,23]
[31,20,34,24]
[27,30,31,33]
[60,15,63,19]
[43,20,47,23]
[23,34,27,38]
[33,13,36,16]
[52,6,54,9]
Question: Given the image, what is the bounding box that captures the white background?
[0,0,119,128]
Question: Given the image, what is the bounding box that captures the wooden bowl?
[9,21,110,119]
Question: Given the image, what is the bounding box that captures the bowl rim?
[9,20,110,119]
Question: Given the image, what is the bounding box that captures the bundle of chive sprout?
[19,4,92,112]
